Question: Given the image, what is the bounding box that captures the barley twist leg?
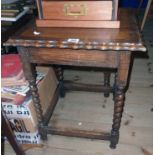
[56,67,65,97]
[29,80,47,140]
[110,87,125,149]
[104,72,111,97]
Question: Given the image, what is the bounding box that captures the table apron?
[28,47,119,68]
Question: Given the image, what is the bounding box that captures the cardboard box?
[15,131,40,144]
[9,118,37,133]
[4,131,41,144]
[6,117,40,144]
[38,67,58,114]
[2,67,58,143]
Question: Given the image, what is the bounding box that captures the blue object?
[119,0,148,8]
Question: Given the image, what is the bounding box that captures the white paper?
[67,38,80,44]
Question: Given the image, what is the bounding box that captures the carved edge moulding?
[35,0,120,28]
[4,39,146,51]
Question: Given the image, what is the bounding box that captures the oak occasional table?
[4,9,146,149]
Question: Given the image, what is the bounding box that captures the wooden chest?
[36,0,120,28]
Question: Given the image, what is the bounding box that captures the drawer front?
[29,48,118,68]
[42,1,112,20]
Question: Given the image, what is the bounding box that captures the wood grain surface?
[42,1,112,20]
[4,9,146,52]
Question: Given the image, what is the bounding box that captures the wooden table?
[4,9,146,149]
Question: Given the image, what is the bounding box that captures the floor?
[4,14,153,155]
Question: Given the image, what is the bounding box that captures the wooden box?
[36,0,120,28]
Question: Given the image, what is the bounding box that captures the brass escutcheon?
[64,3,87,16]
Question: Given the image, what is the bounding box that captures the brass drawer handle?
[64,4,87,16]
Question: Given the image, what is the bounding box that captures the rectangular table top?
[4,9,146,52]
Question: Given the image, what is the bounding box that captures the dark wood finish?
[29,48,118,68]
[64,80,113,92]
[4,10,146,52]
[4,9,146,149]
[5,39,145,51]
[117,51,131,86]
[55,67,66,97]
[110,51,131,148]
[45,126,111,140]
[2,111,25,155]
[110,86,125,149]
[4,9,146,51]
[104,72,111,97]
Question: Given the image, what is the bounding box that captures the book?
[1,72,45,105]
[1,86,27,105]
[2,12,19,18]
[1,54,28,87]
[2,54,23,78]
[2,72,45,95]
[1,92,26,105]
[2,70,28,87]
[1,7,29,22]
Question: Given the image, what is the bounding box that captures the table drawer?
[42,1,113,20]
[29,48,118,68]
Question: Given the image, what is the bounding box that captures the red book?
[2,54,22,78]
[1,54,28,87]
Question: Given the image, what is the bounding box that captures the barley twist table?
[4,9,146,149]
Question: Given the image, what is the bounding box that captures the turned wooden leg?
[55,66,65,97]
[110,86,125,149]
[29,79,47,140]
[18,47,47,140]
[112,73,117,101]
[110,51,131,149]
[104,72,111,97]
